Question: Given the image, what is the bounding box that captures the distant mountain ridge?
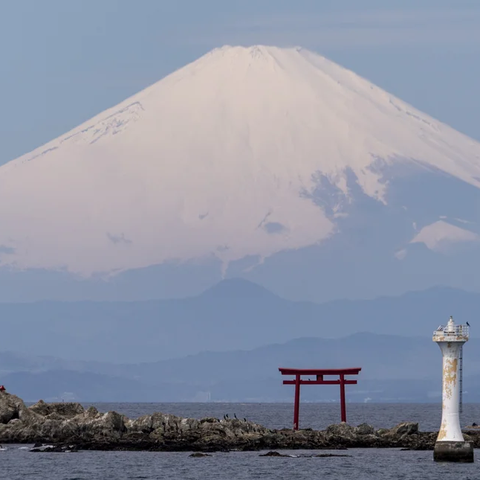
[2,279,479,402]
[2,331,480,403]
[0,279,479,364]
[200,277,280,301]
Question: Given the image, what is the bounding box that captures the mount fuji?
[1,45,480,302]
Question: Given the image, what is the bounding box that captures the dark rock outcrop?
[29,400,85,418]
[0,391,32,424]
[30,443,79,453]
[1,392,480,452]
[260,451,290,457]
[355,423,375,436]
[390,422,419,436]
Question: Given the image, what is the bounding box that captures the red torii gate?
[279,367,362,430]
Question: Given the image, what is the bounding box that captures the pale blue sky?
[1,0,480,165]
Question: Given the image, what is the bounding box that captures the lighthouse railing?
[432,324,469,339]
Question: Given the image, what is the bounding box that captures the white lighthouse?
[432,316,474,462]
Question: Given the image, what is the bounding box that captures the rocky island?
[1,391,479,452]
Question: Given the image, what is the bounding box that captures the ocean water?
[2,403,480,479]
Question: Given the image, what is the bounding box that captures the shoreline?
[2,392,479,452]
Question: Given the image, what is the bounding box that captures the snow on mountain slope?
[1,45,480,277]
[410,221,479,252]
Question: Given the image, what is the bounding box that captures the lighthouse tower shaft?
[432,317,473,462]
[436,341,465,441]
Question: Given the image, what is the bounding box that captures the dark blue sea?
[2,403,480,479]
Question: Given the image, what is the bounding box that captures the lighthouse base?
[434,441,474,463]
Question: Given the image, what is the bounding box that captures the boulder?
[389,422,419,436]
[260,451,288,457]
[325,423,356,438]
[29,400,84,418]
[325,423,357,445]
[0,391,30,424]
[355,423,375,436]
[85,406,99,418]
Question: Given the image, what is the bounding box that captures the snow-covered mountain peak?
[1,45,480,282]
[202,44,303,60]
